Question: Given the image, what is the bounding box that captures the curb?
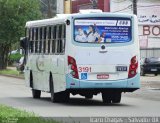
[0,74,24,79]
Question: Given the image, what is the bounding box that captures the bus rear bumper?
[66,74,140,92]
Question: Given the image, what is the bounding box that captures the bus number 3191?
[78,67,92,72]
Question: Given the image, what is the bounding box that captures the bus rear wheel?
[155,73,158,76]
[51,89,69,103]
[50,76,69,103]
[102,91,121,104]
[32,89,41,99]
[102,92,112,103]
[112,92,121,103]
[55,91,70,102]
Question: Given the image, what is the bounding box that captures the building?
[71,0,110,13]
[57,0,110,14]
[110,0,160,58]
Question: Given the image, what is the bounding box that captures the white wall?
[110,0,160,48]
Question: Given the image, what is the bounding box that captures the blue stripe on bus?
[66,74,140,89]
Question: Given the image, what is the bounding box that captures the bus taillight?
[128,56,138,78]
[68,56,79,79]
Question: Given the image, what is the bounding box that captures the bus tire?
[50,75,69,103]
[102,92,112,103]
[112,92,121,103]
[56,91,70,102]
[32,89,41,99]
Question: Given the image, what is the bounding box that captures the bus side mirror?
[20,37,28,50]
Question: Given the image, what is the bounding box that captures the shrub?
[8,53,23,65]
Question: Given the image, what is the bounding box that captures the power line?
[112,0,127,3]
[39,0,48,7]
[113,5,132,12]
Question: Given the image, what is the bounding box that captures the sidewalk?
[125,75,160,101]
[141,75,160,89]
[7,66,17,70]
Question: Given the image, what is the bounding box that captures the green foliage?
[8,53,22,64]
[0,105,59,123]
[0,69,19,76]
[0,0,42,69]
[0,0,42,44]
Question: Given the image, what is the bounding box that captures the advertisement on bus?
[74,18,132,43]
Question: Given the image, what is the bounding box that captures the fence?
[140,48,160,58]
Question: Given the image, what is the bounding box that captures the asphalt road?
[0,75,160,117]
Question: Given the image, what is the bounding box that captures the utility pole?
[64,0,71,14]
[133,0,137,15]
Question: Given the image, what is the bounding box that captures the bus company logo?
[36,57,45,71]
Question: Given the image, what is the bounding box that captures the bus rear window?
[74,17,132,43]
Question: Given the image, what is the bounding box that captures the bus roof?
[25,14,71,28]
[25,11,135,28]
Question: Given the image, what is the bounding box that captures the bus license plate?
[151,69,157,71]
[97,74,109,79]
[116,66,127,71]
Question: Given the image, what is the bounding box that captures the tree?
[0,0,42,69]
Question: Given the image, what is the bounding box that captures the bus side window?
[52,26,57,54]
[29,28,34,53]
[35,28,38,53]
[37,27,40,53]
[57,25,61,53]
[62,25,66,52]
[39,28,42,53]
[55,25,59,54]
[30,41,34,53]
[29,28,32,41]
[31,28,36,53]
[32,28,34,41]
[57,24,65,54]
[28,28,30,40]
[45,26,49,54]
[48,26,51,54]
[26,28,30,53]
[43,27,46,54]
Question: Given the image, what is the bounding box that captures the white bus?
[21,10,140,103]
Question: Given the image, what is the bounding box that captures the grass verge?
[0,104,59,123]
[0,68,24,78]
